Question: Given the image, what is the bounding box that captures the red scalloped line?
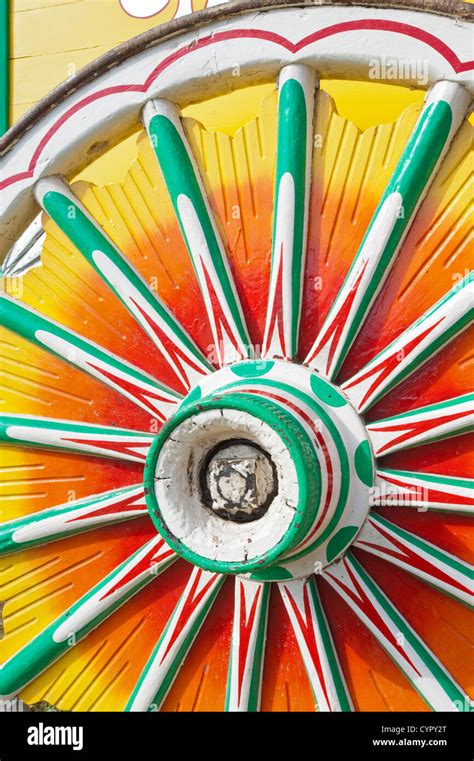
[2,20,473,191]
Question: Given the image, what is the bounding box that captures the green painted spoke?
[35,177,212,391]
[279,577,353,711]
[355,513,473,606]
[263,64,317,360]
[0,537,176,699]
[126,567,224,711]
[0,414,154,461]
[367,393,473,456]
[0,484,147,556]
[304,81,471,380]
[342,273,473,411]
[143,98,251,366]
[225,578,270,712]
[324,553,470,711]
[0,294,180,421]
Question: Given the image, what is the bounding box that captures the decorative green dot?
[180,385,202,407]
[310,374,347,407]
[326,525,360,563]
[250,566,293,581]
[354,440,374,486]
[231,360,274,378]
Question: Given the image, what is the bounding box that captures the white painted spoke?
[35,178,212,391]
[126,567,224,711]
[0,484,147,556]
[367,394,473,457]
[373,468,474,515]
[323,553,470,711]
[225,578,270,712]
[0,414,154,461]
[0,536,176,700]
[279,577,353,711]
[355,513,473,606]
[262,65,317,360]
[0,294,180,421]
[143,99,251,366]
[304,81,471,379]
[342,273,473,411]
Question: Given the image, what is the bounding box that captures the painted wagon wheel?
[0,0,472,712]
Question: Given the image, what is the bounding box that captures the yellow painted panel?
[11,45,112,106]
[11,0,187,57]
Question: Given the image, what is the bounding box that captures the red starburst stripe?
[130,297,207,386]
[201,261,242,362]
[86,360,172,419]
[359,519,470,595]
[377,473,473,507]
[99,539,174,601]
[307,260,368,374]
[60,435,150,460]
[370,409,469,455]
[237,582,262,706]
[343,318,444,408]
[326,558,422,677]
[282,583,332,709]
[65,489,146,523]
[159,569,219,664]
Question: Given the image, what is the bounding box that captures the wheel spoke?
[0,414,153,461]
[143,99,251,366]
[373,468,474,514]
[0,536,176,699]
[367,394,473,457]
[263,65,317,360]
[323,553,470,711]
[0,484,147,556]
[355,514,472,607]
[304,81,471,379]
[35,178,212,391]
[0,294,180,421]
[342,273,473,411]
[125,567,224,711]
[225,578,270,712]
[279,577,352,711]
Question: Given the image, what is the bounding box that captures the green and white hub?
[145,360,374,580]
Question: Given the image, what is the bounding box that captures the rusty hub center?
[199,439,278,523]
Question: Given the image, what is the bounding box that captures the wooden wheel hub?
[145,360,374,578]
